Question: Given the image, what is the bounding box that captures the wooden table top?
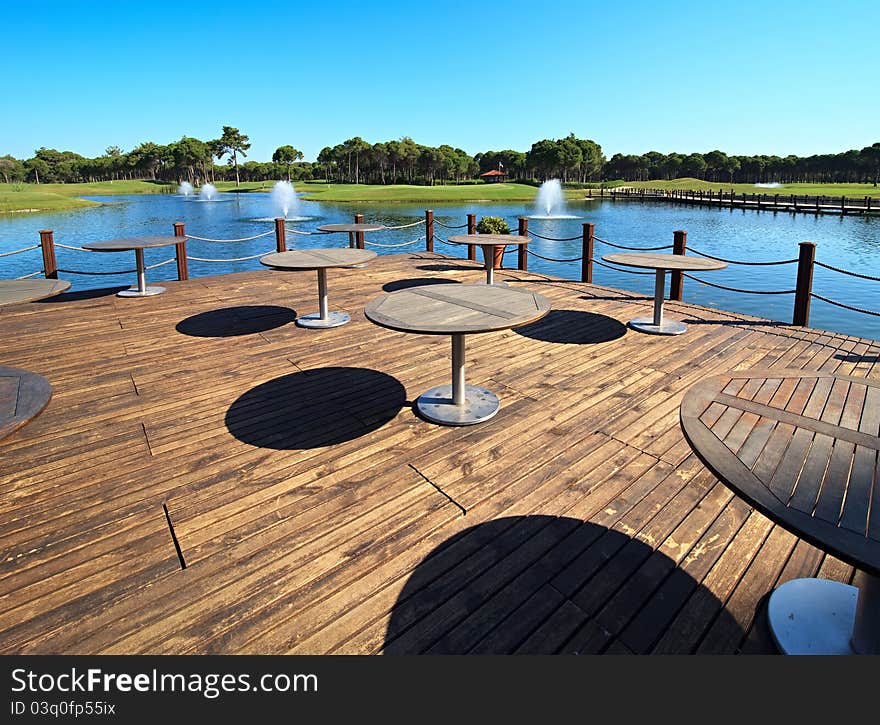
[681,369,880,577]
[603,252,726,271]
[260,248,377,270]
[0,365,52,441]
[316,223,384,233]
[82,236,182,251]
[0,279,70,307]
[364,283,551,335]
[447,234,531,246]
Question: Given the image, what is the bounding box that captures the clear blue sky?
[3,0,877,162]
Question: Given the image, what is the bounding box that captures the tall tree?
[272,145,304,181]
[214,126,251,186]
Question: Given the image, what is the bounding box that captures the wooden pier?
[594,187,880,216]
[1,253,877,654]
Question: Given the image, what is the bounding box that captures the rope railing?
[682,272,795,295]
[0,244,40,258]
[432,220,468,229]
[365,236,425,248]
[185,230,275,243]
[380,219,424,230]
[689,247,798,266]
[186,250,275,263]
[55,242,95,252]
[284,228,330,235]
[593,236,674,251]
[58,267,137,275]
[810,293,880,317]
[592,258,655,275]
[814,261,880,282]
[16,270,45,279]
[146,258,177,270]
[527,248,584,263]
[527,231,582,242]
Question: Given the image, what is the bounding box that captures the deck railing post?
[425,209,434,252]
[274,218,287,253]
[517,217,528,271]
[39,229,57,279]
[354,213,365,249]
[172,221,188,281]
[867,197,872,213]
[467,213,476,260]
[581,222,594,283]
[670,229,687,301]
[793,241,816,326]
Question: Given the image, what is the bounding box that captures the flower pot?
[491,245,504,269]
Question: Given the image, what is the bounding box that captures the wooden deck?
[1,252,878,655]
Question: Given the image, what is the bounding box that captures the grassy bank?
[0,180,176,213]
[294,182,544,203]
[614,178,880,198]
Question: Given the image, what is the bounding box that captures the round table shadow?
[382,278,461,293]
[416,263,479,273]
[226,367,405,449]
[384,516,742,654]
[176,305,296,337]
[514,309,627,344]
[35,286,128,302]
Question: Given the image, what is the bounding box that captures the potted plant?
[475,216,511,270]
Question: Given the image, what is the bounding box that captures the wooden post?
[841,196,846,215]
[274,218,287,252]
[172,221,188,281]
[467,213,476,260]
[39,229,57,279]
[867,197,872,213]
[730,189,735,209]
[581,222,594,283]
[670,229,687,301]
[517,217,528,271]
[793,241,816,326]
[815,196,820,215]
[354,213,365,249]
[425,209,434,252]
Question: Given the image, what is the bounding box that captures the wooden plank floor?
[1,252,878,654]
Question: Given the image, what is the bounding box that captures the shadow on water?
[514,309,627,344]
[226,367,405,450]
[382,278,461,293]
[384,516,744,654]
[176,305,296,337]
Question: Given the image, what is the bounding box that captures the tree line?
[1,127,877,186]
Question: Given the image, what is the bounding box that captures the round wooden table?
[316,223,384,267]
[0,279,71,441]
[260,248,376,328]
[601,252,727,335]
[447,234,531,286]
[365,283,551,425]
[82,235,180,297]
[681,369,880,654]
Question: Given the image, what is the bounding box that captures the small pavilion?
[480,169,507,183]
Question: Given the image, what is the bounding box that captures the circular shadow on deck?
[225,367,405,449]
[35,286,128,302]
[384,516,744,654]
[513,310,627,344]
[176,305,297,337]
[416,263,479,273]
[382,278,461,293]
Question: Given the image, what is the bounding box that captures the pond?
[1,192,878,340]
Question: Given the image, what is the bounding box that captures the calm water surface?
[1,193,878,339]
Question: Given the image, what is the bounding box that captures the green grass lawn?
[293,182,542,203]
[614,178,880,198]
[0,180,175,213]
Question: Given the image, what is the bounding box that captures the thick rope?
[185,230,275,243]
[592,259,655,275]
[285,228,330,235]
[58,267,137,275]
[186,251,274,263]
[593,236,674,251]
[55,242,95,252]
[381,219,424,229]
[682,272,795,294]
[145,258,177,270]
[527,249,584,263]
[16,270,45,279]
[365,236,425,248]
[0,244,40,258]
[527,231,582,241]
[814,261,880,282]
[810,293,880,317]
[690,247,798,266]
[432,220,468,229]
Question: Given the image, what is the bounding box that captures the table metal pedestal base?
[768,576,880,654]
[118,286,165,298]
[296,312,350,329]
[416,384,500,426]
[628,317,687,336]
